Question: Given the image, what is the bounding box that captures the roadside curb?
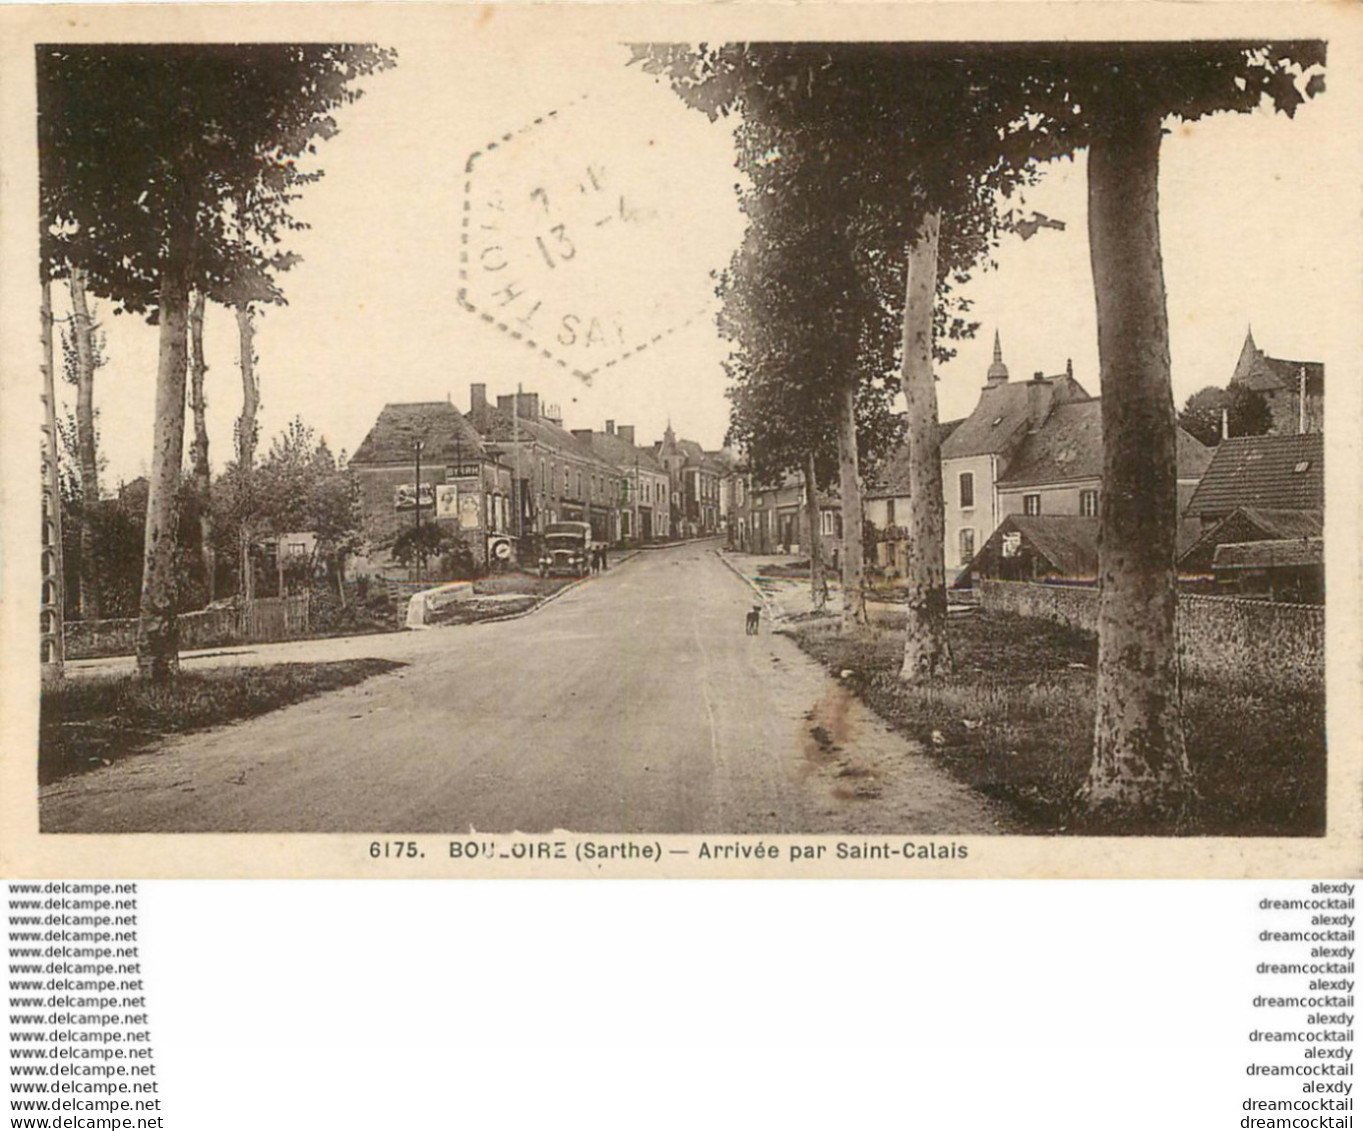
[713,549,788,630]
[435,549,644,629]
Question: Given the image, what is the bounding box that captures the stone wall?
[979,580,1100,634]
[64,598,311,661]
[65,606,242,660]
[978,580,1323,695]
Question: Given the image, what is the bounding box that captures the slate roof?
[1185,433,1324,518]
[864,419,964,498]
[939,382,1035,460]
[940,373,1091,461]
[351,402,487,466]
[473,406,621,474]
[996,400,1213,488]
[1213,538,1323,571]
[1236,354,1325,396]
[585,430,666,475]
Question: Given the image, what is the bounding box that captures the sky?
[54,36,1341,489]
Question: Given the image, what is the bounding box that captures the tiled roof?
[1177,506,1323,573]
[351,402,486,466]
[984,514,1101,579]
[997,400,1213,488]
[1185,433,1324,518]
[864,419,964,498]
[1213,537,1323,571]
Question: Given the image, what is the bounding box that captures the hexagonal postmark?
[459,95,710,383]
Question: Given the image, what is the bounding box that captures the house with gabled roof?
[995,398,1213,528]
[1230,328,1324,436]
[1184,432,1323,528]
[350,400,515,571]
[654,424,724,536]
[575,422,671,541]
[1178,505,1323,576]
[939,334,1091,577]
[467,385,626,548]
[963,514,1102,585]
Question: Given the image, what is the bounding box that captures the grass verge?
[788,610,1324,837]
[40,659,406,785]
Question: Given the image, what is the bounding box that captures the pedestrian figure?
[600,546,608,571]
[590,546,600,575]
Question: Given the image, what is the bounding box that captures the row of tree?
[58,415,361,620]
[40,44,396,679]
[640,41,1323,823]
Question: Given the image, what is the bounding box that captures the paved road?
[41,542,1009,834]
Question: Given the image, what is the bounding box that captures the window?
[959,472,975,509]
[886,498,896,526]
[1023,494,1041,516]
[821,511,835,536]
[959,527,975,562]
[563,466,569,494]
[1080,489,1099,517]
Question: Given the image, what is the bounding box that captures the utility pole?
[513,383,522,548]
[40,279,65,679]
[414,438,423,585]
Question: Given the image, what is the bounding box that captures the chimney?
[542,402,563,426]
[605,420,616,436]
[516,392,539,422]
[1221,407,1230,441]
[1027,372,1052,431]
[470,383,487,418]
[617,425,636,447]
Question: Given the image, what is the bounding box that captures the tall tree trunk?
[235,302,258,602]
[135,233,192,682]
[898,209,952,679]
[1082,107,1193,821]
[836,378,868,632]
[68,267,101,620]
[188,290,215,603]
[805,450,827,611]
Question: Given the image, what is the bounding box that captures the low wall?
[405,582,474,629]
[64,597,311,660]
[978,580,1323,696]
[65,606,242,660]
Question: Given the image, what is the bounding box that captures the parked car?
[539,522,592,578]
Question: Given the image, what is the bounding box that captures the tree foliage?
[1178,383,1273,446]
[38,44,397,311]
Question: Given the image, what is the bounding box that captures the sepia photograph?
[2,4,1358,875]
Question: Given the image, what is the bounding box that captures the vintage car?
[538,521,593,578]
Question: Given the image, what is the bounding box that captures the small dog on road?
[745,604,762,635]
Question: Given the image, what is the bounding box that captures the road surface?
[41,542,1010,834]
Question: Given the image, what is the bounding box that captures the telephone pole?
[40,279,65,679]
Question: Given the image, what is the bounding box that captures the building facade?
[1230,328,1324,436]
[577,422,672,542]
[466,385,626,552]
[350,401,516,573]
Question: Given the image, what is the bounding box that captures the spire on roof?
[986,329,1010,386]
